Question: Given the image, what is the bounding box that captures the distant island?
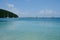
[0,9,18,18]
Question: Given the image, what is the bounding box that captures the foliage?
[0,9,18,18]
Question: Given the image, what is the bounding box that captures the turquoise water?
[0,18,60,40]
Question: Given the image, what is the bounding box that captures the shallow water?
[0,18,60,40]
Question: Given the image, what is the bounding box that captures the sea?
[0,18,60,40]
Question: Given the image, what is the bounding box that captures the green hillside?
[0,9,18,18]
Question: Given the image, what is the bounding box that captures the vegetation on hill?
[0,9,18,18]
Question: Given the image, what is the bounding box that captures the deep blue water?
[0,18,60,40]
[0,18,60,21]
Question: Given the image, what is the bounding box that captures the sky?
[0,0,60,17]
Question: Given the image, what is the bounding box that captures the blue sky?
[0,0,60,17]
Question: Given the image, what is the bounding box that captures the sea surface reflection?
[0,18,60,40]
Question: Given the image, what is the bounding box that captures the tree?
[0,9,18,18]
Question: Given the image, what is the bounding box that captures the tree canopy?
[0,9,18,18]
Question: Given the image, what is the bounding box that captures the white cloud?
[40,9,54,14]
[39,9,57,17]
[7,4,60,17]
[7,3,20,17]
[7,4,14,8]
